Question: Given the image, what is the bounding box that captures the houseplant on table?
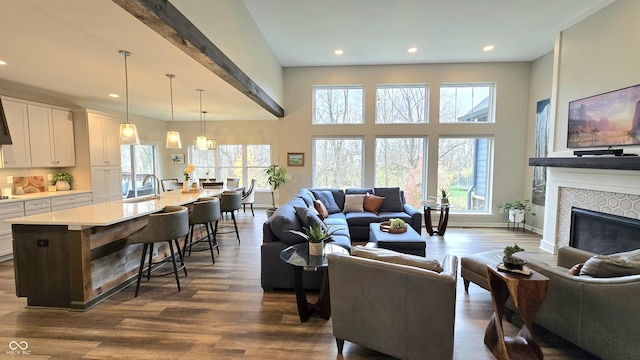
[183,164,195,191]
[439,187,450,206]
[265,165,287,217]
[53,172,73,191]
[289,223,341,256]
[502,243,526,269]
[499,200,531,223]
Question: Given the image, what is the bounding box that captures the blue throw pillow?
[294,206,327,230]
[311,190,341,214]
[374,187,403,212]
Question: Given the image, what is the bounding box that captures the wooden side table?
[421,202,450,236]
[484,266,549,360]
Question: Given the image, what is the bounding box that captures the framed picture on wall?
[171,153,185,164]
[287,153,304,166]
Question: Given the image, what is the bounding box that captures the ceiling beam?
[113,0,284,118]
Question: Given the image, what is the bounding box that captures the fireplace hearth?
[570,207,640,254]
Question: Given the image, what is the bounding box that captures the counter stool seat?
[184,197,221,264]
[126,205,189,297]
[218,191,242,244]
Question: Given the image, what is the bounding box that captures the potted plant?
[499,200,531,223]
[289,223,341,256]
[439,187,450,206]
[502,243,526,269]
[265,165,287,217]
[53,172,73,191]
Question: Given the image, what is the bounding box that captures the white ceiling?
[0,0,610,122]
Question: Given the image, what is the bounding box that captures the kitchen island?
[5,189,223,311]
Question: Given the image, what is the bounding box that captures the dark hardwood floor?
[0,211,599,359]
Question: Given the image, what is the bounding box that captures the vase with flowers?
[183,164,195,191]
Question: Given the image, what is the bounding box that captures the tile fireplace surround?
[542,164,640,253]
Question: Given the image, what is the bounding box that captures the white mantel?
[541,164,640,253]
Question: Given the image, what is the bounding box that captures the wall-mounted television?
[567,83,640,148]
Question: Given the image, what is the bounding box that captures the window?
[121,144,157,198]
[438,137,492,212]
[313,86,364,124]
[246,144,271,189]
[189,147,215,181]
[375,85,428,124]
[313,138,363,188]
[439,84,493,123]
[188,144,271,188]
[375,137,426,208]
[217,144,243,184]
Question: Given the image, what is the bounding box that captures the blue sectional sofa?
[261,187,422,290]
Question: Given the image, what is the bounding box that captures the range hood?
[0,100,12,145]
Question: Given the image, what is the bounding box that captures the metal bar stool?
[218,191,242,244]
[126,205,189,297]
[184,197,221,264]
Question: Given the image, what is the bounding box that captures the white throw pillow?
[343,194,365,213]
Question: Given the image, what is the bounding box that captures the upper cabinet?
[88,112,120,166]
[0,99,31,168]
[29,105,75,167]
[0,97,75,168]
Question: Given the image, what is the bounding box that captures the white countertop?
[4,189,223,229]
[0,190,93,203]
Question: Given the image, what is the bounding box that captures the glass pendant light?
[118,50,140,145]
[194,89,208,150]
[165,74,182,148]
[202,111,217,150]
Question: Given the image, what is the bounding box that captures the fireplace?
[569,207,640,255]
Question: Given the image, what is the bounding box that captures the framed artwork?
[171,153,185,164]
[287,152,304,166]
[532,99,550,206]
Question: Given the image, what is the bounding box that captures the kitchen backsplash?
[13,176,45,194]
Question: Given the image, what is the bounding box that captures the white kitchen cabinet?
[88,112,120,166]
[51,192,93,211]
[0,98,31,168]
[91,166,122,204]
[0,201,24,258]
[24,198,52,216]
[29,105,75,167]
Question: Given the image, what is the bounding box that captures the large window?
[438,137,492,212]
[313,86,364,124]
[188,144,270,188]
[375,85,428,124]
[313,138,363,188]
[375,137,426,208]
[121,144,157,198]
[439,84,493,123]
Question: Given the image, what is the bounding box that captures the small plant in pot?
[265,165,287,217]
[439,187,450,206]
[499,200,531,223]
[502,243,526,270]
[289,223,341,256]
[53,172,73,191]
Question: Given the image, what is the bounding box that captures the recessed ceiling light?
[109,93,119,98]
[334,49,344,55]
[0,60,6,65]
[408,47,418,53]
[483,45,494,52]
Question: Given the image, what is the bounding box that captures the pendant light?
[165,74,182,148]
[203,111,217,150]
[194,89,208,150]
[118,50,140,145]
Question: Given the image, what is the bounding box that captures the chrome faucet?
[142,174,162,197]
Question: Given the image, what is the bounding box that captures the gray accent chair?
[328,252,458,360]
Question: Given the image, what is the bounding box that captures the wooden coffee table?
[484,265,549,360]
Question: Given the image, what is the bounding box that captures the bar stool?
[126,205,189,297]
[219,191,242,244]
[184,197,221,264]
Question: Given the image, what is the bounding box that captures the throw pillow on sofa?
[352,245,442,272]
[363,193,385,214]
[312,190,341,214]
[269,204,307,246]
[579,248,640,277]
[294,206,326,230]
[313,200,329,219]
[343,194,365,213]
[374,187,403,212]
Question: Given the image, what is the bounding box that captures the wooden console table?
[484,266,549,360]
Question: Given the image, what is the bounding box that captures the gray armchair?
[328,252,458,360]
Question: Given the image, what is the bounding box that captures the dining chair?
[241,178,257,216]
[161,178,179,192]
[226,177,240,189]
[202,182,224,189]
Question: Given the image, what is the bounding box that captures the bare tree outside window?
[439,84,493,123]
[314,138,363,188]
[375,85,428,124]
[247,144,271,189]
[375,137,426,208]
[313,86,364,124]
[218,144,243,184]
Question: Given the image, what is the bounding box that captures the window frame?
[312,136,365,188]
[438,83,495,124]
[312,85,365,125]
[375,84,429,124]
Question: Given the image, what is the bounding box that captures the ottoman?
[368,223,425,256]
[460,250,503,292]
